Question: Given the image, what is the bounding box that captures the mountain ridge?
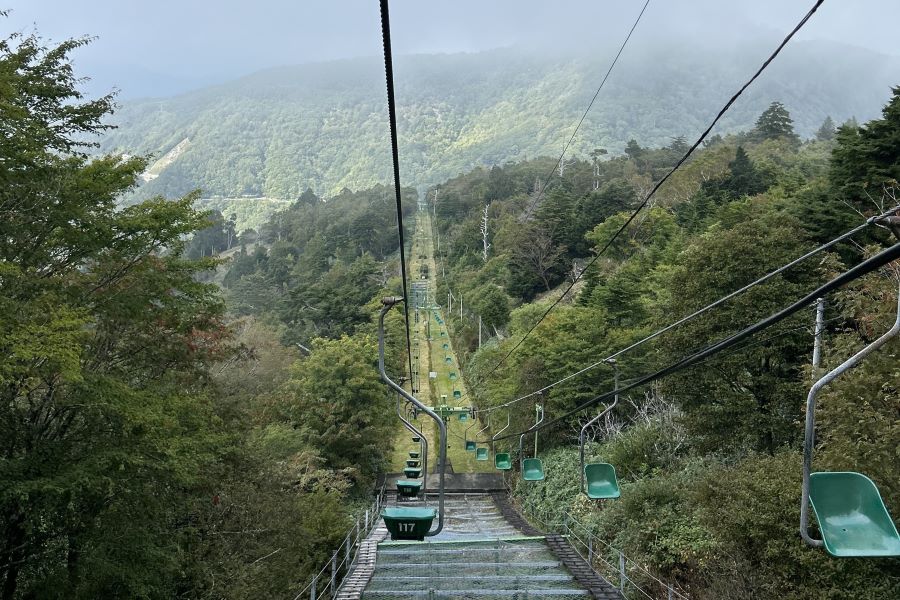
[99,40,900,203]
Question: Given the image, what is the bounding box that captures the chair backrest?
[523,458,545,481]
[495,453,512,470]
[584,463,620,499]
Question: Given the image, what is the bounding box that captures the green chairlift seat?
[445,357,452,364]
[406,459,420,468]
[403,467,422,478]
[458,412,468,421]
[584,463,621,499]
[442,343,449,349]
[809,472,900,557]
[520,405,545,481]
[523,458,545,481]
[440,331,446,337]
[412,436,420,443]
[449,372,457,381]
[396,479,422,498]
[408,451,419,459]
[453,390,461,399]
[495,453,512,471]
[381,506,436,541]
[476,447,488,461]
[799,293,900,557]
[465,440,476,452]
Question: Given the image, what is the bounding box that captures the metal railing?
[519,500,689,600]
[292,483,387,600]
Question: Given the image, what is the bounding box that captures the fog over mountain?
[7,1,900,98]
[98,38,899,206]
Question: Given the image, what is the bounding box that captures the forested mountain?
[6,12,900,599]
[101,40,899,207]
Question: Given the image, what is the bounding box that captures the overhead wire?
[478,207,894,414]
[465,0,826,397]
[380,0,414,381]
[521,0,652,221]
[486,239,900,442]
[452,0,652,403]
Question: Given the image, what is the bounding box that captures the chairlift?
[801,294,900,557]
[579,398,620,500]
[475,413,492,460]
[377,298,447,540]
[464,410,477,452]
[396,480,422,498]
[580,359,621,499]
[520,404,545,481]
[492,411,512,470]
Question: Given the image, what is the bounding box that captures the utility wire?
[380,0,414,381]
[466,0,826,397]
[478,207,894,414]
[521,0,651,221]
[487,239,900,442]
[453,0,651,403]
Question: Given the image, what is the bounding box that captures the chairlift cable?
[380,0,414,381]
[487,239,900,442]
[477,207,893,414]
[464,0,826,398]
[520,0,652,221]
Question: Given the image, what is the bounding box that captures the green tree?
[829,87,900,213]
[815,115,836,141]
[0,31,229,597]
[283,335,395,483]
[753,101,799,144]
[659,205,826,453]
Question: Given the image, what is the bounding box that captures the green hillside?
[101,41,900,204]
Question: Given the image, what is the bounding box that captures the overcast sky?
[5,1,900,98]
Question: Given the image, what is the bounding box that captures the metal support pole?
[619,552,626,592]
[668,584,674,600]
[491,412,510,455]
[330,553,336,595]
[588,537,593,565]
[364,510,369,532]
[812,298,825,375]
[310,575,316,600]
[478,316,482,348]
[344,533,350,570]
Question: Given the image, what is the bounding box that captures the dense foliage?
[99,43,899,203]
[429,93,900,597]
[0,31,405,598]
[5,16,900,600]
